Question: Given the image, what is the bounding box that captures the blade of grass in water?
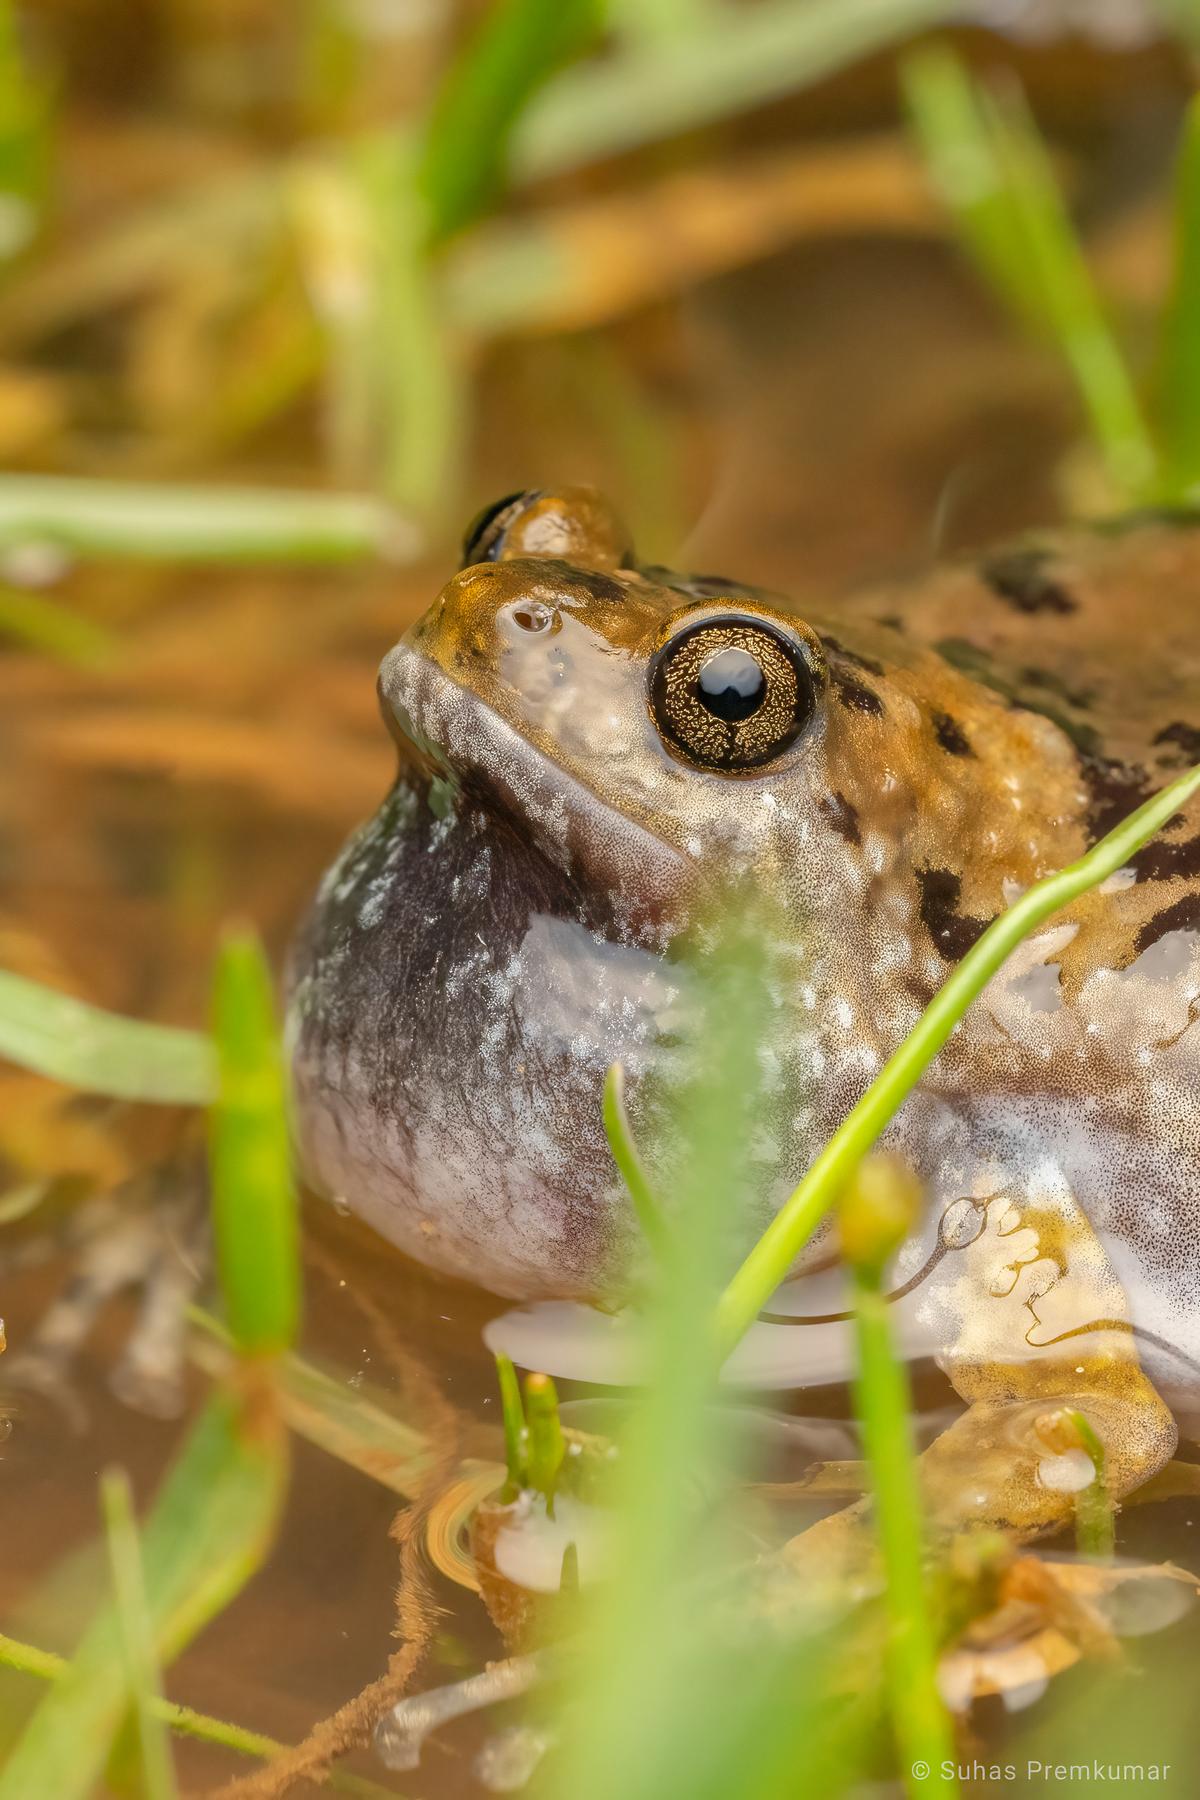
[188,1308,438,1498]
[0,930,298,1800]
[418,0,604,242]
[100,1470,178,1800]
[902,46,1158,501]
[0,476,419,565]
[840,1160,957,1800]
[0,1629,396,1796]
[716,761,1200,1356]
[0,1393,287,1800]
[1157,94,1200,498]
[0,969,215,1103]
[208,930,300,1358]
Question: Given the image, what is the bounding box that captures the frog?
[286,484,1200,1544]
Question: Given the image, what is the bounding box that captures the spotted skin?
[287,492,1200,1534]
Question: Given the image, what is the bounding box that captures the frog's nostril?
[511,602,558,634]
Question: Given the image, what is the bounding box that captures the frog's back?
[836,513,1200,785]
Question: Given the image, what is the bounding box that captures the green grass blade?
[208,931,300,1359]
[1156,94,1200,497]
[0,587,114,667]
[523,1372,565,1514]
[99,1469,178,1800]
[602,1062,669,1256]
[553,909,854,1800]
[0,969,216,1103]
[188,1309,438,1497]
[494,1352,527,1491]
[716,761,1200,1356]
[840,1163,957,1799]
[902,47,1158,501]
[901,45,1044,327]
[0,1631,398,1796]
[0,0,52,264]
[418,0,604,242]
[0,1392,286,1800]
[0,476,418,565]
[514,0,958,182]
[353,134,464,519]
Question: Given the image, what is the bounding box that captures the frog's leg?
[774,1189,1177,1592]
[900,1188,1176,1537]
[2,1160,207,1419]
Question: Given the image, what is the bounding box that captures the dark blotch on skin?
[832,672,884,716]
[1154,721,1200,766]
[1080,754,1153,844]
[642,567,782,605]
[561,566,628,607]
[1131,831,1200,883]
[916,867,989,962]
[932,711,973,757]
[981,547,1079,616]
[1019,666,1095,711]
[1135,892,1200,955]
[818,791,861,845]
[821,635,886,678]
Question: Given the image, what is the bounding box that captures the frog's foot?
[769,1354,1177,1624]
[915,1354,1177,1541]
[774,1189,1179,1595]
[2,1161,208,1421]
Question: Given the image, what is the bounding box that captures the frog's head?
[294,488,1088,1299]
[381,487,1079,989]
[382,488,829,943]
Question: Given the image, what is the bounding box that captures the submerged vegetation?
[2,3,1200,1797]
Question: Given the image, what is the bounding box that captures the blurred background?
[2,3,1200,1792]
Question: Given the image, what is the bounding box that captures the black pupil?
[696,646,766,722]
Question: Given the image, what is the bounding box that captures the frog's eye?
[461,491,535,566]
[460,487,633,571]
[649,616,817,772]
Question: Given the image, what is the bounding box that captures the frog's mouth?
[378,641,690,943]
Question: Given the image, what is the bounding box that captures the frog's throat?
[378,641,689,940]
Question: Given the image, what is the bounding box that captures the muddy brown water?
[3,48,1200,1797]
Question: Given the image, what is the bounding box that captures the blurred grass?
[0,1389,287,1800]
[99,1468,177,1800]
[0,475,416,564]
[546,901,879,1800]
[0,1626,399,1796]
[418,0,605,242]
[0,929,296,1800]
[840,1159,956,1799]
[902,45,1160,503]
[0,1,50,265]
[1157,93,1200,496]
[0,586,113,665]
[208,930,300,1359]
[0,969,215,1102]
[0,0,973,542]
[512,0,959,180]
